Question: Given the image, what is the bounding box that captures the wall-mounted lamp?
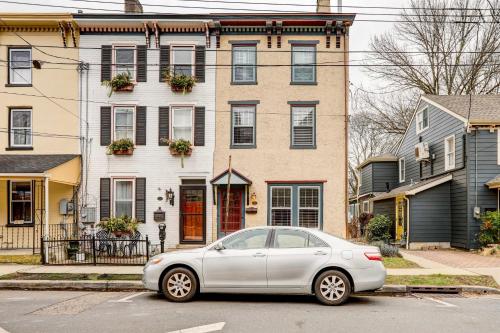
[166,188,175,206]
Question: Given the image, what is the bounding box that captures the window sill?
[5,147,33,151]
[230,144,257,149]
[290,82,318,86]
[290,145,317,150]
[5,83,32,87]
[231,81,258,85]
[6,223,34,228]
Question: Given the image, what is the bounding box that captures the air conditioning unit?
[80,207,96,224]
[415,142,430,161]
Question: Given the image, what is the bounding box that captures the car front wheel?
[314,270,351,305]
[162,268,198,302]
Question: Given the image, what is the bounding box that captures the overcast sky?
[1,0,412,88]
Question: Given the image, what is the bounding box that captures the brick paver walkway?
[406,250,500,268]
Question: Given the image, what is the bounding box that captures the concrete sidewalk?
[0,264,142,276]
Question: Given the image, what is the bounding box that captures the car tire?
[162,268,198,302]
[314,270,351,306]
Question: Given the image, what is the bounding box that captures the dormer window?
[416,108,429,134]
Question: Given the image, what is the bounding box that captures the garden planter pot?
[169,147,192,156]
[170,85,192,94]
[113,148,134,155]
[114,84,134,93]
[112,231,131,237]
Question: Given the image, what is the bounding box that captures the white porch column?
[44,176,49,259]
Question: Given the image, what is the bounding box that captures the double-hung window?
[416,108,429,133]
[231,105,256,147]
[9,48,32,85]
[171,46,194,76]
[172,106,193,141]
[291,45,316,83]
[399,157,405,183]
[269,184,323,228]
[114,46,135,80]
[9,181,32,225]
[232,45,257,83]
[114,179,134,218]
[291,105,315,148]
[10,108,32,147]
[113,106,134,141]
[444,135,456,171]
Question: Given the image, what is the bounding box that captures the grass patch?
[0,255,41,265]
[383,256,420,269]
[386,274,498,288]
[0,273,142,281]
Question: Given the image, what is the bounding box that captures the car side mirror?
[214,243,225,251]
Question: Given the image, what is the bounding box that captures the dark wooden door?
[219,187,244,238]
[180,186,206,243]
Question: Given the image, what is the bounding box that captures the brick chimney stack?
[316,0,331,13]
[125,0,143,14]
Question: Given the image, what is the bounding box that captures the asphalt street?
[0,290,499,333]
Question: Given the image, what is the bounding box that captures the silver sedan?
[143,226,386,305]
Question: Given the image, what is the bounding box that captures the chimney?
[316,0,331,13]
[125,0,143,14]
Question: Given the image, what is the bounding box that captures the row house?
[355,95,500,250]
[0,14,81,250]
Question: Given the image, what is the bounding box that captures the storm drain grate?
[408,286,462,294]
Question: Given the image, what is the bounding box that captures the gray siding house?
[355,95,500,249]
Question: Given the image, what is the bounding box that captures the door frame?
[179,185,206,244]
[216,186,245,239]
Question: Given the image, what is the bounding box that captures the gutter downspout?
[404,196,410,249]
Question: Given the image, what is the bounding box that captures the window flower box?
[107,138,135,156]
[163,70,196,94]
[113,83,134,93]
[102,71,134,97]
[163,138,192,168]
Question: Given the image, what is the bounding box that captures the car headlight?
[145,257,163,270]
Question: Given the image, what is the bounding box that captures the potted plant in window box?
[102,71,134,97]
[107,138,135,155]
[162,138,192,168]
[99,216,138,238]
[163,70,196,94]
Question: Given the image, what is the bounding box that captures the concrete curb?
[0,280,498,295]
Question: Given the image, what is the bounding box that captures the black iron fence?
[0,223,79,253]
[41,235,150,265]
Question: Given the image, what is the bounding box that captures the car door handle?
[314,250,328,256]
[253,252,266,257]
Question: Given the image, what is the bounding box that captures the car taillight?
[364,252,382,261]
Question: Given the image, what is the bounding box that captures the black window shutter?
[100,178,111,221]
[135,106,147,145]
[194,106,205,146]
[158,106,170,145]
[136,45,147,82]
[101,45,112,82]
[159,45,170,82]
[135,178,146,223]
[195,45,206,83]
[100,106,111,146]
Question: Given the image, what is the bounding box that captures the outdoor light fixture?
[32,60,43,69]
[166,188,175,206]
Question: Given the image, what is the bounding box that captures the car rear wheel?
[314,270,351,305]
[162,268,197,302]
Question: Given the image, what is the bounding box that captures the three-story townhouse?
[75,10,216,248]
[0,14,81,251]
[210,9,355,240]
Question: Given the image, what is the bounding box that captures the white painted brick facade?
[79,33,216,247]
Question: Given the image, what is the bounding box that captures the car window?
[308,234,329,248]
[222,229,270,250]
[274,229,309,248]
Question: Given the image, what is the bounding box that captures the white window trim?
[112,178,135,219]
[270,186,293,226]
[416,107,429,134]
[112,44,137,81]
[170,44,195,77]
[444,134,456,171]
[231,105,256,146]
[362,201,370,214]
[232,44,257,83]
[358,170,362,187]
[112,105,136,142]
[9,180,33,224]
[9,48,32,85]
[298,186,321,229]
[170,105,194,142]
[10,108,32,147]
[399,157,406,183]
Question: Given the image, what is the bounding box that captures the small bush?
[371,241,401,257]
[477,211,500,247]
[366,214,392,243]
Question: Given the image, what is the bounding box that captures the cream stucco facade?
[212,15,353,240]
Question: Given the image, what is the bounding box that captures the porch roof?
[210,168,252,186]
[372,174,453,201]
[486,175,500,189]
[0,154,81,185]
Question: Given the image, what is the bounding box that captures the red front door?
[180,186,206,243]
[219,188,244,238]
